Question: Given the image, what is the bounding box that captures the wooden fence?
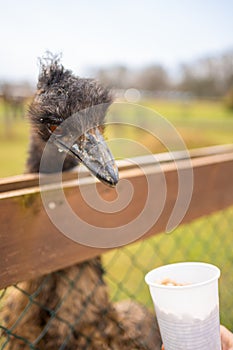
[0,144,233,290]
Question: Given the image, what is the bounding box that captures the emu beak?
[72,128,119,187]
[54,127,118,187]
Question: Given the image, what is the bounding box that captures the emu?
[1,55,161,350]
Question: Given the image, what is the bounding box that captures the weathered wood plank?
[1,144,232,193]
[0,150,233,289]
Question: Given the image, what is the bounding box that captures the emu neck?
[27,128,78,173]
[26,127,110,326]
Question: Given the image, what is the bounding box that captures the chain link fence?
[0,205,233,349]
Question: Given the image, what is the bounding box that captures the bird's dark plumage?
[1,54,161,349]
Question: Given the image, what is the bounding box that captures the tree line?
[93,50,233,100]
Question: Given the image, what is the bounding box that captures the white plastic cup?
[145,262,221,350]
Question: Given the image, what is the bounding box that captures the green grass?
[0,121,29,177]
[0,98,233,176]
[142,99,233,120]
[144,99,233,147]
[0,102,29,177]
[106,99,233,158]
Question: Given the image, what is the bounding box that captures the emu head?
[29,55,118,187]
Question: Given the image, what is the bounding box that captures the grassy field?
[0,102,29,177]
[0,98,233,330]
[106,99,233,158]
[0,98,233,176]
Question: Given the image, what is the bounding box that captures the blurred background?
[0,0,233,335]
[0,0,233,176]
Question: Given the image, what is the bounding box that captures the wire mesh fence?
[0,205,233,349]
[104,205,233,327]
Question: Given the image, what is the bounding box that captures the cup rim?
[145,262,221,290]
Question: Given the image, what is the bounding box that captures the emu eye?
[49,125,58,133]
[48,124,63,137]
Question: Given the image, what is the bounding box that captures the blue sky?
[0,0,232,82]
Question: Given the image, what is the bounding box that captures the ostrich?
[1,55,162,350]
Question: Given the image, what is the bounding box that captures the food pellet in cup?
[156,278,189,286]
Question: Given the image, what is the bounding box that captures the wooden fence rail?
[0,144,233,290]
